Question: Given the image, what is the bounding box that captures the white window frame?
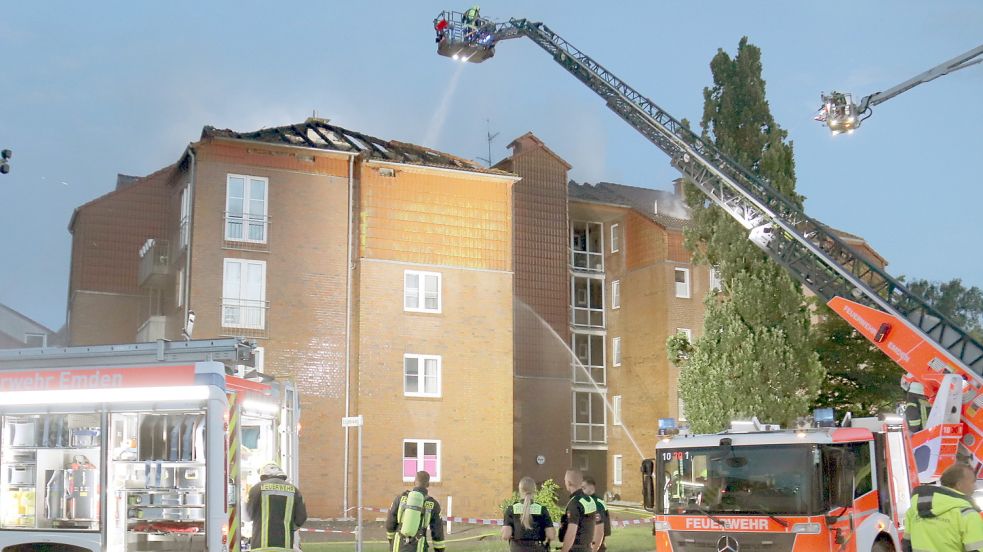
[572,391,607,444]
[571,221,604,272]
[612,337,622,367]
[176,268,185,308]
[178,186,190,249]
[222,258,267,330]
[572,333,606,385]
[610,223,620,253]
[611,280,620,310]
[225,174,269,243]
[403,354,442,398]
[613,454,623,485]
[674,267,691,299]
[709,266,722,292]
[676,328,692,343]
[571,275,605,327]
[402,439,441,482]
[23,333,46,348]
[612,395,622,426]
[404,270,442,313]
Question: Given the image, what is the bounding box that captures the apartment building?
[498,133,711,501]
[0,303,60,349]
[66,118,518,518]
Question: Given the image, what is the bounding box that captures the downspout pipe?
[343,152,355,515]
[183,147,196,331]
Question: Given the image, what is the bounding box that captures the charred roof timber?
[202,119,510,176]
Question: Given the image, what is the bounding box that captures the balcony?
[571,221,604,273]
[136,316,168,342]
[220,298,269,339]
[138,239,170,288]
[572,391,607,445]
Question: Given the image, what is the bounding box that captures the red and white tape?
[312,506,651,529]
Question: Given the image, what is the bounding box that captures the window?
[176,268,184,308]
[178,186,190,249]
[573,391,606,444]
[404,354,441,397]
[612,395,622,426]
[709,266,722,292]
[676,328,692,342]
[572,276,604,327]
[403,439,440,482]
[571,221,604,272]
[610,223,620,253]
[404,271,442,313]
[613,454,623,485]
[23,333,46,347]
[222,259,267,329]
[225,174,268,243]
[572,333,605,385]
[611,280,620,310]
[674,267,690,298]
[612,337,622,367]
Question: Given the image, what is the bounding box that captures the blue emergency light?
[813,408,835,428]
[658,418,677,435]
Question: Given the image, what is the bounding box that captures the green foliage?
[499,478,563,522]
[906,278,983,341]
[811,300,903,415]
[673,37,823,433]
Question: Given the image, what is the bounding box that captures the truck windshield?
[657,444,819,516]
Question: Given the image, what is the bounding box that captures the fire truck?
[0,338,299,552]
[430,10,983,551]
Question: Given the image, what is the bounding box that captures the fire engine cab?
[645,414,917,552]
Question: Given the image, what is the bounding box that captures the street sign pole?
[342,415,364,552]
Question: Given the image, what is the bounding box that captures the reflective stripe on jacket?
[903,485,983,552]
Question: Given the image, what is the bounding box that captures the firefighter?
[905,380,931,434]
[582,476,610,552]
[903,463,983,552]
[559,470,600,552]
[502,476,556,551]
[244,462,308,551]
[386,470,446,552]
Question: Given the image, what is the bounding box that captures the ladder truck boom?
[819,43,983,134]
[432,11,983,467]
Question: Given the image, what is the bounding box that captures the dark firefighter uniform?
[559,489,599,551]
[905,391,931,434]
[504,500,554,552]
[588,494,611,552]
[245,476,308,551]
[903,485,983,552]
[386,488,446,552]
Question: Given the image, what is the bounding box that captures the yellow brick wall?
[354,260,514,519]
[359,163,513,272]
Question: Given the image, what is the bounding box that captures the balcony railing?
[137,239,170,288]
[220,298,269,338]
[224,212,270,252]
[572,423,606,445]
[570,248,604,273]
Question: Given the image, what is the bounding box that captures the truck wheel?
[871,538,895,552]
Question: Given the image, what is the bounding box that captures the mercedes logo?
[716,535,739,552]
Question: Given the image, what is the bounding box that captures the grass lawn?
[302,524,655,551]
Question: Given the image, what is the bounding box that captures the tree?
[671,37,823,433]
[907,278,983,342]
[811,302,903,415]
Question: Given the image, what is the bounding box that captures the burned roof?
[202,118,513,177]
[569,180,691,230]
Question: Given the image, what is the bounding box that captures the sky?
[0,1,981,331]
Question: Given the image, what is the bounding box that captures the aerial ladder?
[432,10,983,480]
[817,43,983,134]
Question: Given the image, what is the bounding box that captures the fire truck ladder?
[442,15,983,378]
[0,338,255,369]
[437,13,983,475]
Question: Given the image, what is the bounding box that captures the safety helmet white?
[259,463,285,479]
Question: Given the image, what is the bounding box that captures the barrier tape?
[310,507,652,529]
